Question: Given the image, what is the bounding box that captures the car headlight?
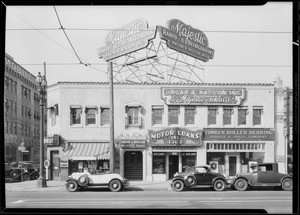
[174,172,179,177]
[222,173,228,178]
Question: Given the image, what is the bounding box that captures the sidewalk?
[5,179,172,192]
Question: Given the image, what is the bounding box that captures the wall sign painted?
[158,19,214,62]
[98,19,157,61]
[120,139,146,149]
[161,87,245,105]
[203,128,275,141]
[149,128,203,146]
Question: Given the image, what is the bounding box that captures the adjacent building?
[45,81,281,181]
[4,53,46,163]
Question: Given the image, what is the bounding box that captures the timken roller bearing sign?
[158,19,214,62]
[161,87,246,106]
[98,19,157,61]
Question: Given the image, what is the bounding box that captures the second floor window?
[208,107,218,125]
[185,106,196,125]
[101,107,110,126]
[70,106,82,125]
[152,105,163,125]
[168,106,179,125]
[85,107,97,125]
[223,107,233,125]
[127,107,139,124]
[253,107,263,125]
[238,107,248,125]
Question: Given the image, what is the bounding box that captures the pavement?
[5,179,172,192]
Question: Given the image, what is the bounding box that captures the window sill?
[84,125,98,128]
[69,124,83,128]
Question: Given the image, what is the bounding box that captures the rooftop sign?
[161,87,246,106]
[98,19,157,61]
[158,19,214,62]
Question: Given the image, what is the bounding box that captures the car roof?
[194,165,210,168]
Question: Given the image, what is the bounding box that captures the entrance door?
[229,156,237,176]
[50,151,60,180]
[168,155,179,179]
[124,151,143,180]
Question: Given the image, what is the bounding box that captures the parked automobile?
[227,162,293,191]
[65,171,130,192]
[170,165,229,192]
[5,161,40,182]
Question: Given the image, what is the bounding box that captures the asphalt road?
[5,189,292,214]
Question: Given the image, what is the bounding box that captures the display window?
[153,152,166,174]
[69,159,110,174]
[181,152,196,172]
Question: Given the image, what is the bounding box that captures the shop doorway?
[50,151,60,180]
[124,151,143,180]
[168,155,179,179]
[229,156,237,176]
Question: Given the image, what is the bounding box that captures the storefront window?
[185,106,196,125]
[153,153,166,174]
[182,152,196,172]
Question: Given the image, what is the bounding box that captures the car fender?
[171,176,185,182]
[108,178,124,185]
[280,176,292,184]
[233,176,251,186]
[212,176,228,186]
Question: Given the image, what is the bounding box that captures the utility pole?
[109,61,115,172]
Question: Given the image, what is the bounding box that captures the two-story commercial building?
[45,81,279,181]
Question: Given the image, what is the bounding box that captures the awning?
[62,143,110,160]
[125,102,142,107]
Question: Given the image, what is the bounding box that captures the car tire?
[234,178,248,191]
[109,180,123,192]
[10,170,20,180]
[171,180,185,192]
[22,173,31,181]
[213,179,226,191]
[78,175,89,186]
[281,178,292,191]
[31,173,39,180]
[66,180,78,192]
[185,176,196,186]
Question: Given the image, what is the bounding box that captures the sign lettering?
[120,139,146,149]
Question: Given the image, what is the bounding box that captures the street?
[5,189,292,214]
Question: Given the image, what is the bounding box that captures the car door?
[256,165,280,184]
[194,167,213,185]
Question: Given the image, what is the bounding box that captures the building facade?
[4,53,46,163]
[45,81,282,181]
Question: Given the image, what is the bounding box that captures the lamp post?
[36,72,47,188]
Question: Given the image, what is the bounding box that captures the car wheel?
[78,175,89,186]
[22,173,31,181]
[10,170,20,180]
[185,176,196,186]
[109,180,122,192]
[31,173,39,180]
[213,179,226,191]
[281,178,292,191]
[234,178,248,191]
[66,180,78,192]
[171,180,185,192]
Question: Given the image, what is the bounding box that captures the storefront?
[204,128,275,176]
[149,127,204,181]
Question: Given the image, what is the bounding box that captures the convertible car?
[227,163,293,191]
[65,171,129,192]
[170,165,229,192]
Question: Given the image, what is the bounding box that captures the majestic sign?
[149,128,203,146]
[98,19,157,61]
[120,139,146,149]
[161,87,245,106]
[158,19,214,62]
[203,128,275,141]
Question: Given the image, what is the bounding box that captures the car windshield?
[194,167,208,173]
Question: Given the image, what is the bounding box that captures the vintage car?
[227,162,293,191]
[5,161,40,182]
[65,171,130,192]
[170,165,229,192]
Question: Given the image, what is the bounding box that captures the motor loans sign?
[161,87,246,106]
[158,19,214,62]
[98,19,157,61]
[149,128,203,146]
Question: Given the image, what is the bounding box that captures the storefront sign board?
[44,134,60,146]
[158,19,214,62]
[60,160,68,167]
[149,128,203,146]
[161,87,245,105]
[120,139,146,149]
[98,19,157,61]
[203,128,275,141]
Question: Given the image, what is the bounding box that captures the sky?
[5,2,293,87]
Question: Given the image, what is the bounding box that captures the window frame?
[70,107,82,126]
[168,106,180,125]
[184,106,196,125]
[152,105,164,125]
[208,107,218,125]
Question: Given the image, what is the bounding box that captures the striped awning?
[62,143,110,160]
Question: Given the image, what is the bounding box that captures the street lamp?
[36,72,47,188]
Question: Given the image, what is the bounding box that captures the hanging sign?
[158,19,214,62]
[161,87,245,105]
[149,128,203,146]
[98,19,157,61]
